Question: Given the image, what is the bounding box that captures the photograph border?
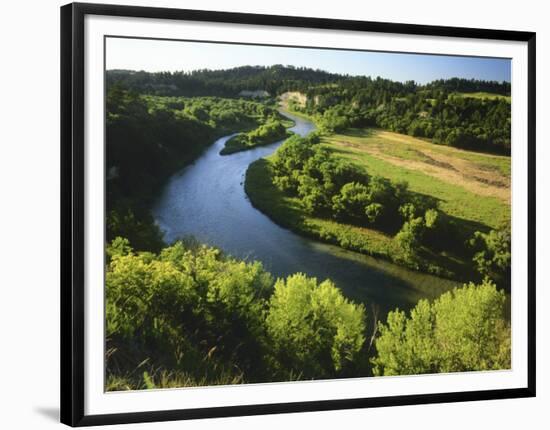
[61,2,536,426]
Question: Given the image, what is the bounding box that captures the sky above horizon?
[106,37,511,84]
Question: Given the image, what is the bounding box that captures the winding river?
[153,112,459,314]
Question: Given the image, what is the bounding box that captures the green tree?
[331,182,370,222]
[469,223,511,287]
[265,273,366,379]
[365,202,384,224]
[372,280,511,376]
[395,216,425,261]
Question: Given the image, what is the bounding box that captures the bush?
[395,216,425,261]
[469,223,511,288]
[106,239,371,387]
[106,239,275,386]
[371,280,511,376]
[265,273,366,379]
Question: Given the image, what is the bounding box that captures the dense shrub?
[106,239,367,387]
[265,274,366,379]
[371,280,511,376]
[106,238,274,386]
[468,222,511,288]
[106,238,510,388]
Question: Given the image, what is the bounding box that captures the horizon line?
[106,66,512,85]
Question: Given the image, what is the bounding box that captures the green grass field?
[451,91,511,102]
[322,129,510,229]
[245,127,510,281]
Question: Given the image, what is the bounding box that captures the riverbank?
[280,106,321,125]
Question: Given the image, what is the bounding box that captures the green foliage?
[469,223,511,288]
[106,239,275,387]
[332,182,371,221]
[221,117,291,154]
[424,208,439,228]
[371,280,511,376]
[300,79,510,155]
[106,239,369,388]
[106,238,510,388]
[265,273,366,378]
[109,67,511,155]
[107,65,345,98]
[106,208,164,253]
[395,217,426,263]
[271,134,435,233]
[246,155,459,278]
[270,134,442,242]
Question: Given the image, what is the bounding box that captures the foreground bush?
[106,238,274,387]
[106,238,510,389]
[371,279,511,376]
[266,274,366,379]
[106,238,367,388]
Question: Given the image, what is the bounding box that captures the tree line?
[302,79,511,154]
[424,77,510,95]
[107,65,344,98]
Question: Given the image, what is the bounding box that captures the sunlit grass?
[451,91,511,102]
[321,130,510,230]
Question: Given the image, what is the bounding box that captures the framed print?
[60,2,536,426]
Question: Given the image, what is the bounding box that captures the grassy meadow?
[322,129,510,228]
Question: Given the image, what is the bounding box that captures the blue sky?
[106,37,511,84]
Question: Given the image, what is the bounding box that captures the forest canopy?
[108,66,511,154]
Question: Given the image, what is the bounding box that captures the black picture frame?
[60,2,536,426]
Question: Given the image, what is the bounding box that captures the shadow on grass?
[340,128,377,138]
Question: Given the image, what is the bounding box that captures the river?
[153,112,459,314]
